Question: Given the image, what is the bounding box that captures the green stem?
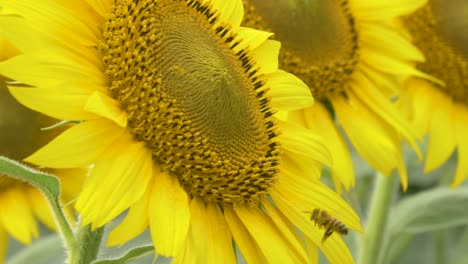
[49,202,80,264]
[76,225,105,264]
[358,173,398,264]
[434,231,446,264]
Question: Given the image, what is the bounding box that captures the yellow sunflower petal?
[149,170,190,257]
[299,103,355,190]
[267,70,314,111]
[332,95,408,189]
[8,86,98,121]
[224,206,263,264]
[188,198,236,264]
[452,103,468,187]
[424,93,456,173]
[55,168,87,202]
[84,91,128,127]
[274,169,361,231]
[173,233,196,264]
[211,0,244,28]
[3,0,99,47]
[0,228,7,262]
[261,199,308,263]
[350,71,421,158]
[234,206,302,263]
[85,0,113,18]
[305,235,319,264]
[271,189,355,264]
[251,39,280,74]
[236,27,273,51]
[27,189,56,231]
[406,78,435,138]
[361,49,443,86]
[360,23,425,62]
[206,202,236,264]
[278,121,332,167]
[0,188,38,244]
[107,184,151,246]
[352,0,427,20]
[26,119,124,168]
[76,133,153,228]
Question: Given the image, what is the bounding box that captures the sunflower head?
[0,0,361,263]
[402,0,468,186]
[243,0,360,101]
[100,0,281,205]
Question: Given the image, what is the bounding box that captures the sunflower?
[400,1,468,187]
[240,0,440,191]
[0,80,84,262]
[0,0,361,263]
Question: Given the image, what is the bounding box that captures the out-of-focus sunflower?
[0,55,84,262]
[0,0,362,263]
[241,0,438,191]
[401,0,468,187]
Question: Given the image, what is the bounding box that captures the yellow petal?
[149,171,190,257]
[261,199,308,263]
[0,188,38,244]
[452,103,468,187]
[54,168,87,202]
[305,236,319,264]
[350,71,421,158]
[107,184,151,246]
[278,120,332,167]
[26,119,124,168]
[188,198,236,264]
[84,91,128,127]
[206,203,236,264]
[0,228,7,262]
[251,39,280,74]
[352,0,427,20]
[361,49,443,86]
[85,0,113,18]
[27,189,56,231]
[76,133,153,228]
[266,70,314,111]
[8,86,97,121]
[3,0,100,47]
[210,0,244,28]
[271,189,355,264]
[406,78,435,138]
[301,103,355,190]
[236,27,273,52]
[425,93,456,173]
[360,23,425,62]
[172,233,196,264]
[233,205,301,263]
[274,169,361,231]
[224,206,263,264]
[332,96,409,189]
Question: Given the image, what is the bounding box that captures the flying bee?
[304,208,348,243]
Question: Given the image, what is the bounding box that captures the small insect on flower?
[304,208,349,243]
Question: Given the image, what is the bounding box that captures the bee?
[304,208,348,243]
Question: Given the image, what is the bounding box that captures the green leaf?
[92,246,155,264]
[7,235,65,264]
[0,156,60,200]
[388,187,468,234]
[382,187,468,264]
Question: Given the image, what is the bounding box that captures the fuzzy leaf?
[388,187,468,234]
[0,156,60,203]
[92,246,155,264]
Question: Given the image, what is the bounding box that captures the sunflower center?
[403,1,468,104]
[101,0,280,205]
[242,0,359,100]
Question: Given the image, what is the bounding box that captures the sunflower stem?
[49,203,79,264]
[358,172,398,264]
[75,225,105,264]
